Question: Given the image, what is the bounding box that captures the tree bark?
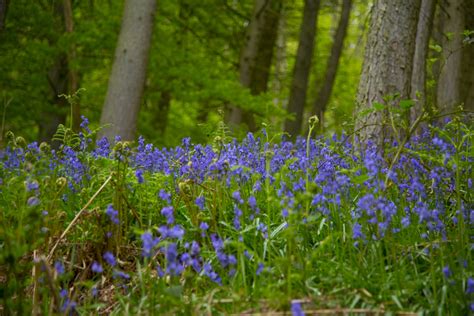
[63,0,81,132]
[355,0,421,147]
[99,0,157,141]
[460,0,474,112]
[227,0,282,132]
[0,0,8,32]
[410,0,436,122]
[284,0,320,138]
[436,0,464,112]
[155,90,171,136]
[312,0,352,132]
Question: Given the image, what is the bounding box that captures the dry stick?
[47,174,113,261]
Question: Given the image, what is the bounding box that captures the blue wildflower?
[91,261,103,273]
[103,252,116,267]
[135,169,144,183]
[141,231,159,257]
[291,300,305,316]
[161,206,174,224]
[195,196,205,210]
[54,261,65,275]
[105,204,119,225]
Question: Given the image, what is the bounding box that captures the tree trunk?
[155,90,171,136]
[0,0,8,32]
[227,0,282,132]
[312,0,352,132]
[41,55,69,143]
[272,12,287,109]
[460,0,474,112]
[355,0,421,148]
[436,0,464,112]
[99,0,157,141]
[284,0,320,138]
[410,0,436,122]
[63,0,81,132]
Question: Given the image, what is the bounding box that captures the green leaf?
[373,102,385,111]
[399,99,415,109]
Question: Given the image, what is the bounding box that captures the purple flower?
[232,191,244,204]
[26,180,39,192]
[352,223,365,240]
[135,169,144,184]
[113,270,130,280]
[291,300,305,316]
[161,206,174,224]
[80,115,91,133]
[256,263,264,275]
[195,196,205,210]
[103,251,116,267]
[27,196,40,207]
[158,189,171,203]
[248,195,257,210]
[141,232,159,257]
[442,265,452,278]
[106,204,119,225]
[54,261,65,275]
[91,261,103,273]
[199,222,209,237]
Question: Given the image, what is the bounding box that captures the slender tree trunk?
[460,0,473,111]
[0,0,8,32]
[355,0,421,147]
[155,90,171,136]
[228,0,281,132]
[100,0,157,141]
[436,0,464,112]
[41,56,69,143]
[272,12,287,114]
[63,0,81,132]
[410,0,436,122]
[284,0,320,138]
[312,0,352,132]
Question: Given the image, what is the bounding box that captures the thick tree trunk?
[100,0,157,141]
[436,0,464,112]
[355,0,421,147]
[0,0,8,32]
[410,0,436,122]
[460,0,474,112]
[63,0,80,132]
[227,0,281,132]
[312,0,352,132]
[284,0,320,138]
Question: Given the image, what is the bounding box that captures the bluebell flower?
[113,270,130,280]
[352,223,365,240]
[291,300,305,316]
[103,252,116,267]
[135,169,144,183]
[106,204,119,225]
[26,180,39,192]
[442,265,452,278]
[55,261,65,275]
[467,277,474,294]
[27,196,40,207]
[161,206,174,224]
[158,189,172,203]
[232,191,244,204]
[195,196,205,210]
[256,263,264,275]
[91,261,103,273]
[141,232,159,257]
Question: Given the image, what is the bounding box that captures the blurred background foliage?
[0,0,367,146]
